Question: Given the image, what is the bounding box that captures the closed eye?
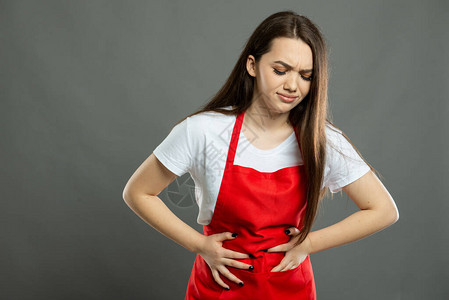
[273,68,286,76]
[301,74,312,81]
[273,68,312,81]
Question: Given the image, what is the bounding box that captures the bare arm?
[122,153,204,252]
[269,170,399,271]
[122,153,251,289]
[307,170,399,254]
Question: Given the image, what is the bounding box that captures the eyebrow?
[273,60,313,72]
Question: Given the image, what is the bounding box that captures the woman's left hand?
[267,226,312,272]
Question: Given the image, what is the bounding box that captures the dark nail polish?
[248,265,254,270]
[262,249,268,252]
[232,233,238,237]
[248,254,255,258]
[225,287,230,291]
[284,229,290,235]
[239,282,244,286]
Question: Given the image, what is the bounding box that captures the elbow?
[122,182,145,204]
[392,207,400,224]
[384,202,399,227]
[372,199,399,229]
[388,210,399,226]
[122,186,135,204]
[390,196,400,224]
[122,188,143,212]
[122,186,156,205]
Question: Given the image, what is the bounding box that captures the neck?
[244,97,292,134]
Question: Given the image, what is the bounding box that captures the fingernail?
[248,254,255,258]
[232,233,238,237]
[284,229,290,235]
[225,287,230,291]
[262,249,268,252]
[239,282,244,286]
[248,265,254,270]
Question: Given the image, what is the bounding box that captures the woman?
[123,10,399,299]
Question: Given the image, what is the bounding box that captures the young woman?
[123,10,399,299]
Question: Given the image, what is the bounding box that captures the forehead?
[262,37,313,69]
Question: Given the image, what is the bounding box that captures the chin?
[269,104,292,115]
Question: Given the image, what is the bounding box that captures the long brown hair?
[172,10,377,244]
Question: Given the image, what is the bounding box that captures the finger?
[270,262,285,272]
[266,242,290,252]
[223,248,250,259]
[214,232,237,242]
[268,234,301,252]
[211,268,230,290]
[223,258,253,270]
[287,227,301,236]
[218,265,244,286]
[270,260,293,272]
[279,261,297,272]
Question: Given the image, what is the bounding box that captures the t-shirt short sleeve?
[324,125,371,193]
[153,117,193,177]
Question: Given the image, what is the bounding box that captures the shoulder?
[322,121,371,192]
[324,121,341,133]
[323,120,368,169]
[185,105,236,137]
[188,105,234,123]
[324,121,345,150]
[323,120,363,168]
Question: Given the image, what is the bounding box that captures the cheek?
[257,73,268,89]
[257,70,280,89]
[299,82,311,96]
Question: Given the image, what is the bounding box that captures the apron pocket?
[268,263,302,277]
[194,256,227,293]
[267,256,311,293]
[220,267,270,299]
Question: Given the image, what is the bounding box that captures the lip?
[277,93,298,103]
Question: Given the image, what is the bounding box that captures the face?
[246,37,314,116]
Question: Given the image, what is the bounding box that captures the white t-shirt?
[153,106,371,225]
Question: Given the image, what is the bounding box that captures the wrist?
[305,235,313,255]
[293,234,313,255]
[192,234,206,254]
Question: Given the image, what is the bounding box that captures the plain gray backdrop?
[1,0,448,299]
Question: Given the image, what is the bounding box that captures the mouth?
[277,93,298,103]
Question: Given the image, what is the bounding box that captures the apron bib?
[185,111,316,299]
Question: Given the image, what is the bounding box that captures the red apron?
[185,111,316,299]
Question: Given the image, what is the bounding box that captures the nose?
[283,73,298,92]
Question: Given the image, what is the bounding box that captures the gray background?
[1,0,448,299]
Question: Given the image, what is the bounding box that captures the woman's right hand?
[196,232,252,290]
